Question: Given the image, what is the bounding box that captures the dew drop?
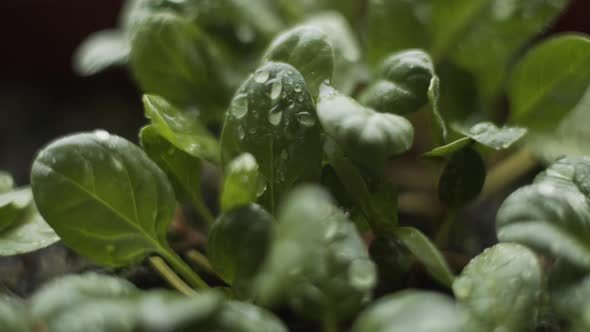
[94,130,110,141]
[254,70,270,83]
[271,81,283,100]
[294,83,302,92]
[297,95,304,102]
[248,127,257,135]
[256,179,267,197]
[295,112,316,127]
[287,70,294,75]
[348,260,376,290]
[268,107,282,126]
[231,95,249,119]
[470,122,490,135]
[237,126,245,140]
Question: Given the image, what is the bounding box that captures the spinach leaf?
[73,29,129,76]
[453,243,542,331]
[352,290,466,332]
[509,34,590,131]
[453,122,527,150]
[221,62,322,213]
[220,153,264,212]
[497,156,590,269]
[143,95,221,165]
[254,185,376,323]
[317,83,414,169]
[0,171,13,194]
[0,187,32,232]
[423,137,472,158]
[0,297,31,332]
[438,147,486,207]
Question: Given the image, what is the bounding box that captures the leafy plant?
[2,0,590,331]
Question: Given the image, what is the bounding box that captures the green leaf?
[549,260,590,329]
[304,11,362,95]
[143,95,221,165]
[509,34,590,131]
[220,153,264,212]
[0,297,31,332]
[438,147,486,207]
[262,26,334,99]
[352,290,466,332]
[369,236,413,291]
[497,156,590,269]
[318,83,414,168]
[31,131,177,268]
[211,300,288,332]
[0,171,14,194]
[431,0,570,99]
[366,0,430,68]
[423,137,472,158]
[73,29,129,76]
[360,50,435,116]
[453,243,542,331]
[453,122,527,150]
[0,189,60,256]
[254,185,376,322]
[221,62,322,213]
[208,204,273,297]
[393,226,455,287]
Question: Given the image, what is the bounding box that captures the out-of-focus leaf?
[73,30,129,76]
[423,137,472,158]
[453,122,527,150]
[0,297,30,332]
[369,236,413,291]
[143,95,221,165]
[509,34,590,131]
[438,147,486,207]
[0,187,33,232]
[220,153,264,212]
[352,290,466,332]
[221,62,322,213]
[453,243,542,331]
[0,171,13,194]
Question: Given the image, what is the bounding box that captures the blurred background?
[0,0,589,185]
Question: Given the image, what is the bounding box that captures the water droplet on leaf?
[295,112,316,127]
[231,95,248,119]
[271,81,282,100]
[254,70,270,83]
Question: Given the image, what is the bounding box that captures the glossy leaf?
[423,137,472,158]
[352,290,466,332]
[220,153,263,212]
[73,29,129,76]
[438,147,486,207]
[318,83,414,168]
[431,0,570,99]
[221,62,322,213]
[510,34,590,131]
[143,95,221,165]
[304,11,362,94]
[497,156,590,269]
[360,50,435,116]
[262,26,334,99]
[0,171,14,194]
[254,185,376,322]
[31,131,176,267]
[453,243,542,331]
[0,189,60,256]
[394,226,455,287]
[453,121,527,150]
[208,204,273,297]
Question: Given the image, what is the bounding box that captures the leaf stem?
[480,147,538,200]
[159,247,209,290]
[149,256,195,296]
[186,249,216,276]
[435,208,457,248]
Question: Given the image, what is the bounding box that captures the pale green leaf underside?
[73,29,129,76]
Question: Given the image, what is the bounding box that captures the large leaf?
[143,95,221,165]
[453,243,542,331]
[352,290,466,332]
[509,34,590,131]
[394,226,455,287]
[31,131,193,276]
[221,62,322,213]
[438,147,486,207]
[262,26,334,99]
[73,29,129,76]
[497,156,590,269]
[208,204,273,297]
[317,83,414,169]
[431,0,570,99]
[254,185,376,323]
[220,153,264,212]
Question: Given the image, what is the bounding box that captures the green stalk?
[149,256,195,296]
[159,247,209,290]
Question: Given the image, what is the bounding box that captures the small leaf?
[31,131,176,267]
[73,29,129,76]
[0,171,14,194]
[0,189,60,256]
[509,34,590,131]
[453,121,527,150]
[497,156,590,269]
[221,62,322,213]
[352,290,466,332]
[143,95,221,165]
[453,243,542,331]
[438,147,486,207]
[318,83,414,169]
[262,26,334,98]
[0,187,33,232]
[208,204,273,298]
[360,50,435,116]
[394,226,455,287]
[423,137,472,158]
[220,153,264,212]
[254,185,376,322]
